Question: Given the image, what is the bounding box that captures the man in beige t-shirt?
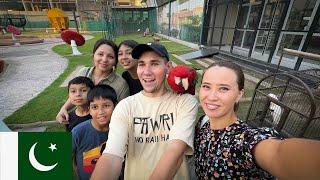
[91,43,198,180]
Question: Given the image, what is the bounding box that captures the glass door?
[300,16,320,70]
[251,0,288,62]
[233,1,262,57]
[272,0,319,69]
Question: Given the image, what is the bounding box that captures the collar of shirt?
[88,67,117,84]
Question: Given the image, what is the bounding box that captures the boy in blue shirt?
[72,84,117,180]
[65,76,94,132]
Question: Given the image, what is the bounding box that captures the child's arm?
[56,98,74,123]
[254,138,320,179]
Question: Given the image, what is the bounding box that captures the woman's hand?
[56,108,69,124]
[56,98,73,124]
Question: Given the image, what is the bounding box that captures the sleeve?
[246,127,282,155]
[169,94,199,153]
[117,81,130,102]
[103,99,129,158]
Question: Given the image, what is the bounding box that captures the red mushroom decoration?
[167,65,198,95]
[6,25,21,42]
[60,30,85,56]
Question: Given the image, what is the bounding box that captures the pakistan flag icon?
[0,132,72,180]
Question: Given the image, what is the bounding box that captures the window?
[285,0,317,31]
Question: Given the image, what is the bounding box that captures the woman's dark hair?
[92,39,119,68]
[202,61,245,111]
[87,84,118,105]
[118,40,138,49]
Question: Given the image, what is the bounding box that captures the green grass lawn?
[4,32,257,132]
[244,80,257,98]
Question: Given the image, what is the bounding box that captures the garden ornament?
[6,25,21,44]
[60,30,85,56]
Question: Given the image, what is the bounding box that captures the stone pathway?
[0,38,68,121]
[60,65,84,87]
[0,35,94,132]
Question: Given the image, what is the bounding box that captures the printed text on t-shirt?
[133,113,174,143]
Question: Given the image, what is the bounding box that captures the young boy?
[72,84,117,180]
[66,76,95,132]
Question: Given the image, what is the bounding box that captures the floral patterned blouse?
[194,115,282,179]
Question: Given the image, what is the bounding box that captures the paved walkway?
[0,38,68,121]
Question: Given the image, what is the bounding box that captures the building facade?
[157,0,320,70]
[203,0,320,70]
[0,0,77,11]
[0,0,149,31]
[157,0,204,43]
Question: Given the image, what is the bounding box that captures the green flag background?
[18,132,72,180]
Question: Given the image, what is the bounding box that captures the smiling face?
[137,51,169,97]
[93,44,116,73]
[68,84,90,106]
[89,97,115,130]
[199,66,244,120]
[118,44,137,71]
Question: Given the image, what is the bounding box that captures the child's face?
[89,98,115,127]
[68,84,90,106]
[119,45,137,71]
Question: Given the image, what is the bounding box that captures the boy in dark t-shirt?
[65,76,94,132]
[72,84,117,180]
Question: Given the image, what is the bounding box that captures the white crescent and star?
[49,143,57,152]
[28,142,58,172]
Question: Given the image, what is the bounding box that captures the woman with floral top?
[194,61,320,179]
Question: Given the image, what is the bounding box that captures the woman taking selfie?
[194,61,320,179]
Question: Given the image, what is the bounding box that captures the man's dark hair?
[68,76,94,92]
[87,84,118,105]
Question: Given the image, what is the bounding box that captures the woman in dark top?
[118,40,143,95]
[194,61,320,179]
